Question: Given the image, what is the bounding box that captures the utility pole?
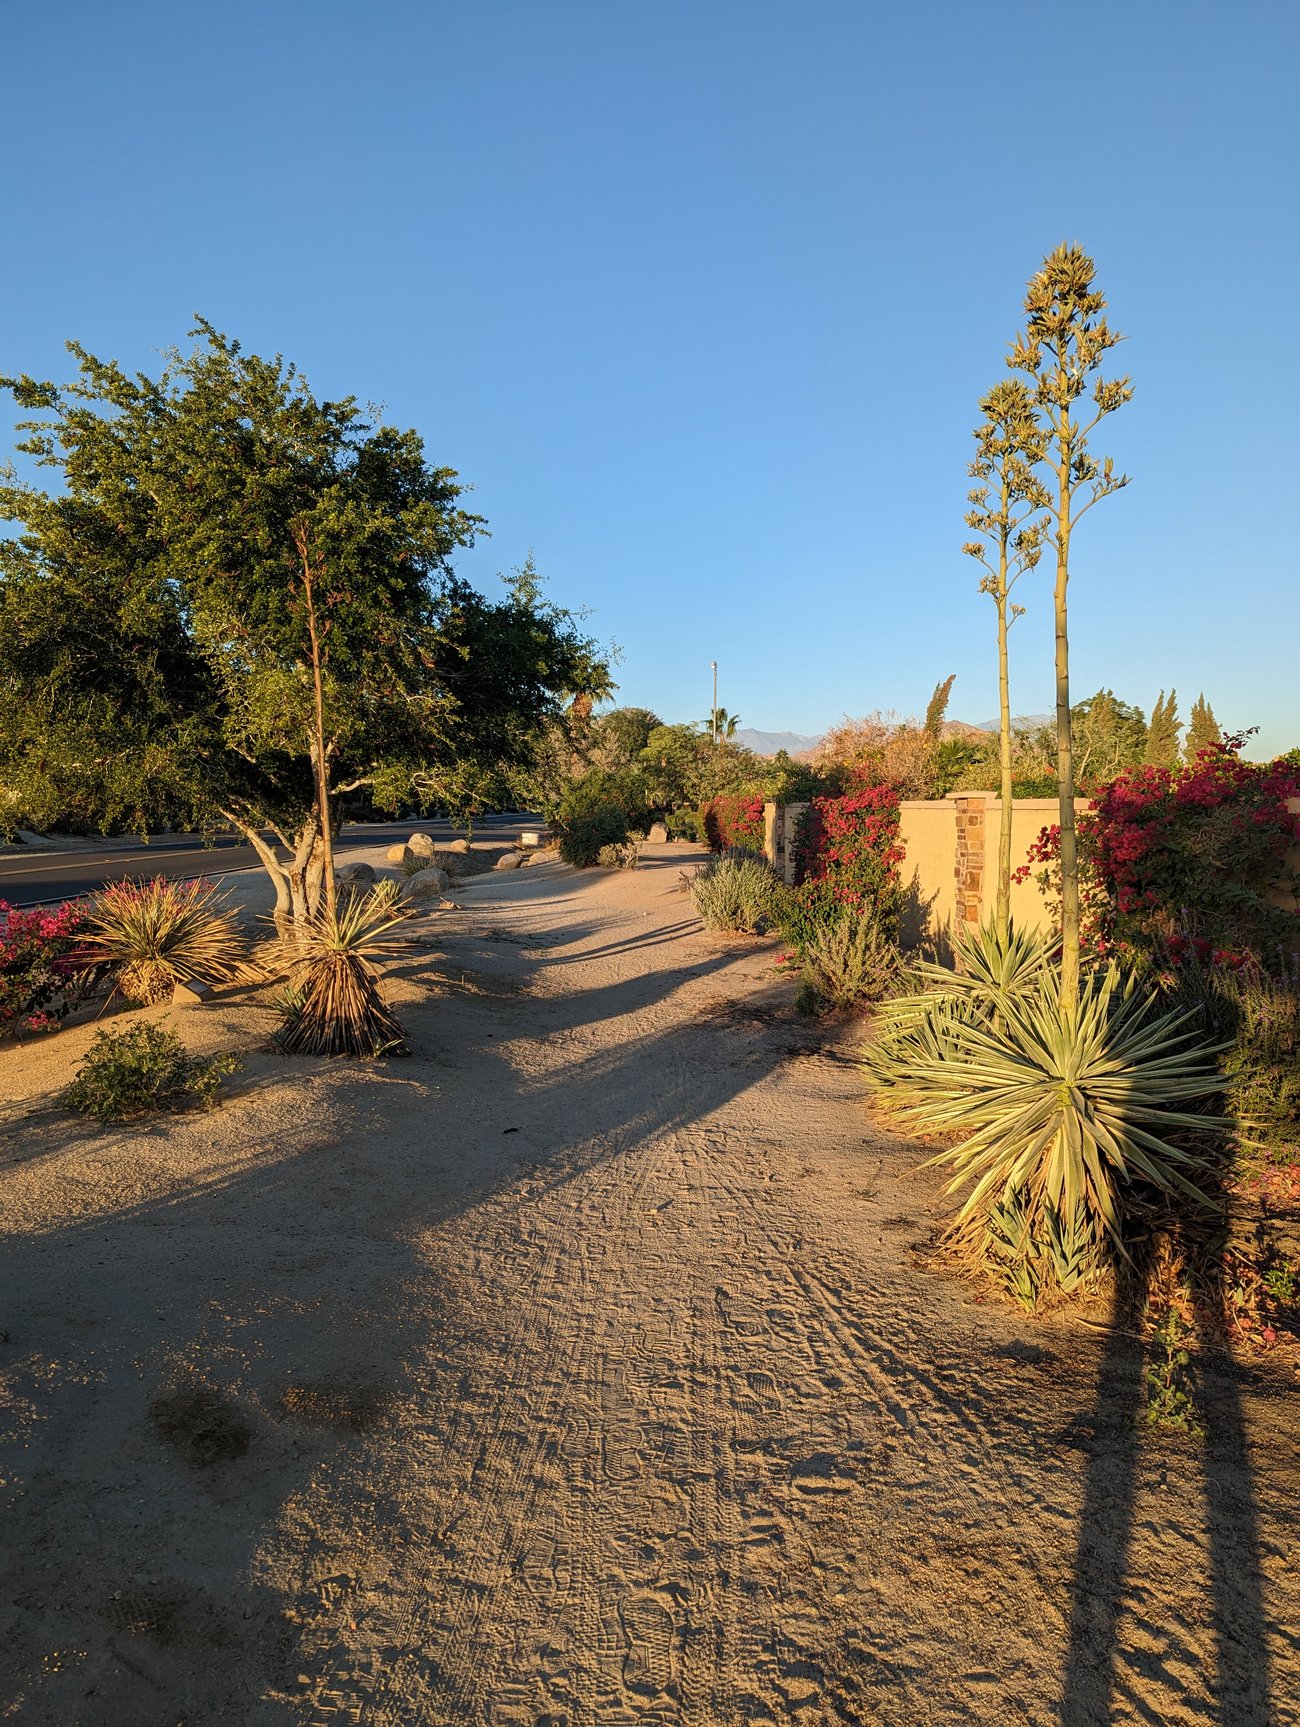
[711,660,718,745]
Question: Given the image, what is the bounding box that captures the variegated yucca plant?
[865,922,1227,1302]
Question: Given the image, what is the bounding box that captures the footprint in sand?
[619,1590,676,1697]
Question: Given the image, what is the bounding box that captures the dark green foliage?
[1145,690,1182,768]
[1185,693,1221,760]
[558,805,630,868]
[65,1023,242,1121]
[0,334,608,915]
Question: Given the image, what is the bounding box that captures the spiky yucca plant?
[870,964,1226,1294]
[871,918,1052,1044]
[272,891,411,1057]
[80,876,257,1005]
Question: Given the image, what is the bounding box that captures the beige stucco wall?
[896,800,958,944]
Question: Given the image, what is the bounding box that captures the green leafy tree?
[592,706,662,772]
[1144,689,1181,768]
[1071,689,1147,787]
[963,380,1050,935]
[1185,693,1221,760]
[1008,245,1132,1010]
[640,722,705,808]
[0,327,608,920]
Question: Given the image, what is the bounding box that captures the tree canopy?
[0,325,610,914]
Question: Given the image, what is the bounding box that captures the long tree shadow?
[0,880,794,1723]
[1060,1248,1274,1725]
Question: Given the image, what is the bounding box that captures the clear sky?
[3,0,1297,755]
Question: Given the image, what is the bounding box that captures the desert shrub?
[557,766,653,833]
[665,808,702,842]
[596,841,639,869]
[79,876,256,1005]
[558,804,629,867]
[796,905,905,1012]
[700,794,766,853]
[65,1022,243,1121]
[272,896,409,1057]
[690,849,787,933]
[1172,952,1300,1165]
[0,899,86,1036]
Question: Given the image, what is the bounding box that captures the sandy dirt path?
[1,846,1297,1725]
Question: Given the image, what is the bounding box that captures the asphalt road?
[0,815,541,907]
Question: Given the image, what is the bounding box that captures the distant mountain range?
[735,729,824,757]
[736,716,1055,758]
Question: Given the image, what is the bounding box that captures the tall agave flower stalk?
[963,382,1048,937]
[1007,245,1131,1012]
[272,891,411,1057]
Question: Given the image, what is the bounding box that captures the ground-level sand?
[1,845,1296,1725]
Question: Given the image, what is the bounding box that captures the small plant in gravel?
[1143,1307,1205,1438]
[596,841,639,869]
[79,876,256,1005]
[65,1022,243,1122]
[690,849,787,934]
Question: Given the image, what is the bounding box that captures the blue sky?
[3,0,1297,754]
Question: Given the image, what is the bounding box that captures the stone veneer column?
[952,795,987,925]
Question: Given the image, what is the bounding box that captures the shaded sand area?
[1,846,1297,1725]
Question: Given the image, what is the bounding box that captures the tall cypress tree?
[1145,689,1181,768]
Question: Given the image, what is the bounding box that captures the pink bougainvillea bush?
[1016,743,1300,969]
[700,793,766,853]
[781,779,906,959]
[0,899,87,1037]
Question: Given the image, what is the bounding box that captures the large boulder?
[337,861,376,884]
[386,843,414,865]
[407,831,437,858]
[647,822,668,844]
[404,866,451,898]
[494,851,522,871]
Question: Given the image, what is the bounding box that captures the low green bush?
[665,808,702,842]
[558,805,629,868]
[690,849,787,933]
[597,840,639,869]
[795,907,905,1012]
[1174,953,1300,1165]
[65,1022,243,1122]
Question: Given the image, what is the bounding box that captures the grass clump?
[690,848,786,934]
[80,876,257,1005]
[65,1022,242,1121]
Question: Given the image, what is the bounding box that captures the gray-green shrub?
[690,849,787,933]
